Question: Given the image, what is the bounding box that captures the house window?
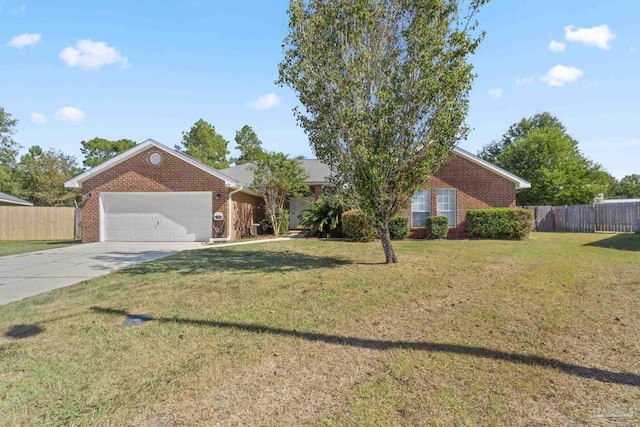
[437,189,456,227]
[411,189,431,227]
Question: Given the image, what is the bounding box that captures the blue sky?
[2,0,639,178]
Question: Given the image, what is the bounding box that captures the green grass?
[0,240,79,257]
[0,233,638,426]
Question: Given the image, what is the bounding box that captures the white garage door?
[102,192,212,242]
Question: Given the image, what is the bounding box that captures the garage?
[101,192,212,242]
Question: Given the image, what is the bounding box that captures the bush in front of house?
[260,208,289,235]
[389,216,409,240]
[342,210,377,242]
[425,216,449,239]
[299,194,349,238]
[466,208,533,240]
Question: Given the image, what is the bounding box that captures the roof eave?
[0,198,34,206]
[64,139,240,189]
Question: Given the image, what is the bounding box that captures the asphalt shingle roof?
[220,159,333,187]
[0,191,33,206]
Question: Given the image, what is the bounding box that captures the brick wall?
[400,153,517,239]
[81,147,230,243]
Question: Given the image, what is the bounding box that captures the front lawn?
[0,233,638,426]
[0,240,79,258]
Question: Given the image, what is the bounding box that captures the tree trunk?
[380,226,398,264]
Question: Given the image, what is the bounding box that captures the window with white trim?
[411,189,431,227]
[437,189,456,227]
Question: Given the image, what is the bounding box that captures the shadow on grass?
[119,248,351,275]
[4,324,43,339]
[91,307,640,387]
[584,233,640,252]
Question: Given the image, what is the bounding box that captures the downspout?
[209,184,243,243]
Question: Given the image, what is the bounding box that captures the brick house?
[65,139,529,243]
[222,147,530,239]
[65,139,264,243]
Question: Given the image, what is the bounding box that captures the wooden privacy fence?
[0,206,81,240]
[523,203,640,233]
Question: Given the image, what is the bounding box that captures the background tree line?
[2,105,639,211]
[0,106,307,211]
[478,112,638,205]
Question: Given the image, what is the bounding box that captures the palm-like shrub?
[299,194,349,238]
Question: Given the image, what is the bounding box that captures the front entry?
[289,196,315,229]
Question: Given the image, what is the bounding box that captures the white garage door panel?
[102,193,212,242]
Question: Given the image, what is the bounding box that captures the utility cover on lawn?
[121,314,153,327]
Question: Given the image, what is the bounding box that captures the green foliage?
[252,152,310,236]
[232,125,264,165]
[80,137,136,169]
[388,217,409,240]
[175,119,230,169]
[611,174,640,199]
[479,112,564,163]
[278,0,487,263]
[467,208,533,240]
[425,216,449,239]
[481,113,610,206]
[260,209,289,235]
[342,210,377,242]
[0,107,21,196]
[300,194,349,238]
[18,146,82,207]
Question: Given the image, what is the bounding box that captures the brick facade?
[81,147,230,243]
[400,153,517,238]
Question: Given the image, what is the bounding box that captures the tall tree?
[19,146,82,207]
[479,112,563,163]
[251,152,309,236]
[80,137,137,169]
[232,125,264,165]
[493,124,610,205]
[611,174,640,199]
[175,119,230,169]
[278,0,487,263]
[0,107,22,196]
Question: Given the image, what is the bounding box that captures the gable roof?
[220,159,333,187]
[221,148,531,190]
[0,191,33,206]
[452,147,531,190]
[64,139,241,189]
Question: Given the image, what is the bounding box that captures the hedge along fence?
[467,208,534,240]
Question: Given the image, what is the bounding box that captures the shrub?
[259,208,289,235]
[425,216,449,239]
[388,217,409,240]
[299,194,349,238]
[466,208,533,240]
[342,210,377,242]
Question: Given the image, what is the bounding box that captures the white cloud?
[515,76,534,85]
[631,139,640,146]
[631,46,638,53]
[59,40,129,70]
[548,40,567,52]
[565,25,616,50]
[7,32,41,48]
[54,107,86,122]
[250,93,280,110]
[30,112,46,124]
[540,65,583,87]
[488,88,503,99]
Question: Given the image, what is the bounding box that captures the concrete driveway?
[0,242,204,306]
